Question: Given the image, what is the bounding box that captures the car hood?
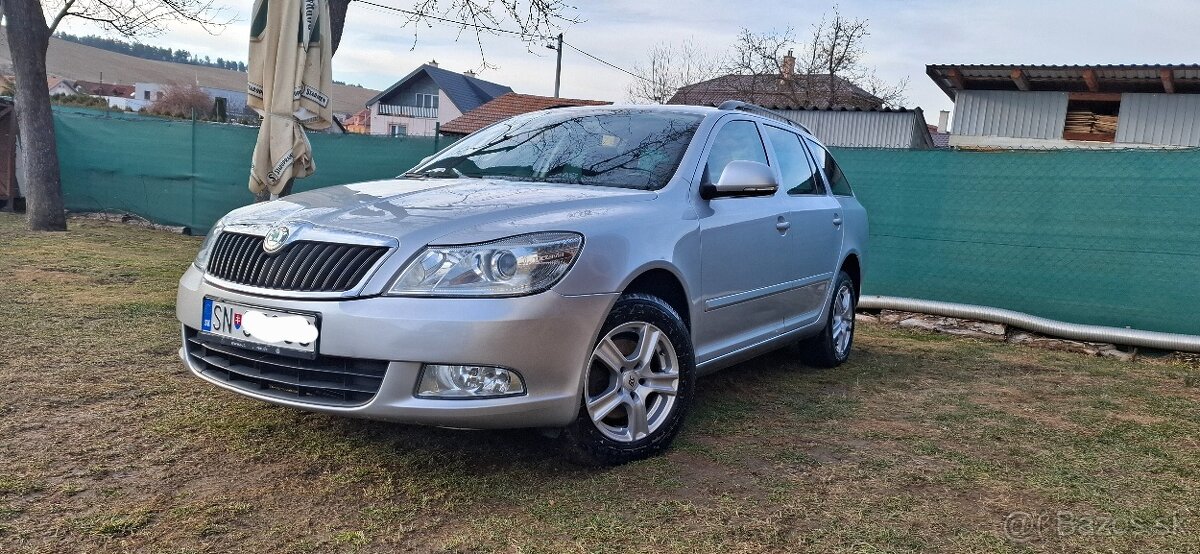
[221,178,656,245]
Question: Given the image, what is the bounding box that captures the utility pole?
[553,33,563,98]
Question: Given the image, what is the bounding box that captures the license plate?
[201,297,320,358]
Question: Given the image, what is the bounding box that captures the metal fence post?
[190,108,197,234]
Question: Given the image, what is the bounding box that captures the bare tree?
[666,6,908,110]
[626,40,723,104]
[859,71,909,109]
[2,0,229,231]
[147,83,213,118]
[326,0,576,58]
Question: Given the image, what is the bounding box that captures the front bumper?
[176,265,616,429]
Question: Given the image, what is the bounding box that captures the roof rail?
[717,100,812,134]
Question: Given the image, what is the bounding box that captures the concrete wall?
[105,97,150,111]
[135,82,166,102]
[133,82,249,117]
[201,86,250,117]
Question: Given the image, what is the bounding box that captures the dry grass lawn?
[1,213,1198,553]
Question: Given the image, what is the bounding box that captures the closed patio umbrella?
[247,0,335,200]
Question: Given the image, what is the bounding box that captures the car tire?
[799,270,857,368]
[561,293,696,466]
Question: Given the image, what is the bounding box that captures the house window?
[415,93,439,110]
[389,124,407,137]
[156,91,164,100]
[143,90,151,100]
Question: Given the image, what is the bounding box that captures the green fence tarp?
[832,147,1200,336]
[55,108,445,234]
[52,108,1200,335]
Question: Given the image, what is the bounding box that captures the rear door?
[762,126,845,328]
[695,118,792,361]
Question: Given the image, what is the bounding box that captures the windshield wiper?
[401,167,475,179]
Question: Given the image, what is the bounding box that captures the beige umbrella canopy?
[247,0,335,199]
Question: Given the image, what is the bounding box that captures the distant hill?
[0,35,378,114]
[54,33,248,72]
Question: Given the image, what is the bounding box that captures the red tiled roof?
[74,80,134,97]
[343,108,370,126]
[667,73,883,110]
[440,92,610,135]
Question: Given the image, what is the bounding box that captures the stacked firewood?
[1065,111,1118,135]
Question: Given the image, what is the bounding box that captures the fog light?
[416,364,526,398]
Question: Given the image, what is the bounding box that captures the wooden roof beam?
[947,68,966,90]
[1161,69,1176,93]
[1010,68,1030,91]
[1082,69,1100,92]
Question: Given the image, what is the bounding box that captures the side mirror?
[701,160,779,200]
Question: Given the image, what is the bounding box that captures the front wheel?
[799,270,857,368]
[560,293,696,466]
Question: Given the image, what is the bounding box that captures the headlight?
[193,224,223,271]
[389,232,583,297]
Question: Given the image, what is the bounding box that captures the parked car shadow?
[283,345,829,478]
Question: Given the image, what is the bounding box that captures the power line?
[350,0,652,84]
[353,0,552,39]
[561,41,650,83]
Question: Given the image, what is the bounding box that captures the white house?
[134,82,251,116]
[365,62,512,137]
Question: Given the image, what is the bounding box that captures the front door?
[695,119,792,362]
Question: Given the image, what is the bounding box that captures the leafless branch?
[336,0,578,68]
[48,0,78,34]
[45,0,232,38]
[626,39,723,104]
[704,5,909,110]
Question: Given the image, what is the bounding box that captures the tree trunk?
[4,0,67,231]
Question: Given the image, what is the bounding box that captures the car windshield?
[409,109,703,190]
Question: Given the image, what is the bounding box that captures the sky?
[56,0,1200,124]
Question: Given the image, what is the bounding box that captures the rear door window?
[703,120,768,185]
[803,137,854,196]
[764,126,823,195]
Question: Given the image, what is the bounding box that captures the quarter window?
[764,126,822,195]
[804,138,853,196]
[703,120,768,185]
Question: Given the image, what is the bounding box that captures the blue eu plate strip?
[201,298,214,331]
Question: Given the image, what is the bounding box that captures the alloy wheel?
[832,284,855,357]
[585,321,680,443]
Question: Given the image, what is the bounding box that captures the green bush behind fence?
[53,108,1200,335]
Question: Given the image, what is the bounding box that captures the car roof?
[538,103,816,137]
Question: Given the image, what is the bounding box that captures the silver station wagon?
[177,102,868,465]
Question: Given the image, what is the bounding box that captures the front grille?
[207,232,389,293]
[184,328,389,406]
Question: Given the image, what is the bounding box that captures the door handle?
[776,217,791,232]
[832,214,843,226]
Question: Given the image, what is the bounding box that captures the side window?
[763,126,822,195]
[803,137,853,196]
[703,120,768,185]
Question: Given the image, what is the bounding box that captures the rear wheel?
[561,293,695,466]
[799,270,857,368]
